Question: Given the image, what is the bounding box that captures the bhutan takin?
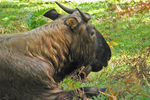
[0,2,111,100]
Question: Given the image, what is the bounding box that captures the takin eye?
[87,26,96,37]
[90,30,96,37]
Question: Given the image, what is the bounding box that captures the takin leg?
[54,87,107,100]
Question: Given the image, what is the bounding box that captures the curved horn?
[55,2,76,14]
[76,8,91,22]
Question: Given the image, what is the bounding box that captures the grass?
[0,0,149,99]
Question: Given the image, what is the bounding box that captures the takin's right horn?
[76,8,91,22]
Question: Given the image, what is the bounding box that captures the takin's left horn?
[55,2,76,14]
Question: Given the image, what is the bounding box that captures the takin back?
[0,2,111,100]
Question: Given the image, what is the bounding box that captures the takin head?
[45,2,111,78]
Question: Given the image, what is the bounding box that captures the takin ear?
[43,9,61,20]
[64,17,79,31]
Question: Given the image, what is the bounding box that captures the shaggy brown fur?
[0,2,111,100]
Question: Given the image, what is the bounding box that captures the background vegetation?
[0,0,149,99]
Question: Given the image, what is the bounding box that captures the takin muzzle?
[0,2,111,100]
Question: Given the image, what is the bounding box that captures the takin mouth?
[91,59,109,72]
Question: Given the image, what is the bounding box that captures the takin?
[0,2,111,100]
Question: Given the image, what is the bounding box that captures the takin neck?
[25,22,75,81]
